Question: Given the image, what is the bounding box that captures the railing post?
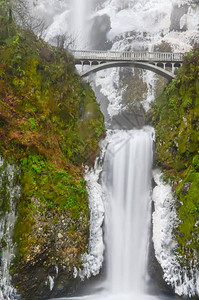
[171,63,175,74]
[81,60,84,72]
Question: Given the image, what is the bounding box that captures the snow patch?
[162,30,199,53]
[48,275,54,291]
[141,70,157,111]
[95,68,126,118]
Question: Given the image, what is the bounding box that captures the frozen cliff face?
[74,164,104,280]
[27,0,199,52]
[92,0,199,116]
[0,158,21,300]
[96,0,199,45]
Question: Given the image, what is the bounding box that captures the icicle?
[75,161,105,280]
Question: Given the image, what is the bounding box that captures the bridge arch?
[80,61,175,81]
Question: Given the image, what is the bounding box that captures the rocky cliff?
[0,6,104,299]
[153,48,199,285]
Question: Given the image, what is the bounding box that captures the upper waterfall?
[69,0,94,49]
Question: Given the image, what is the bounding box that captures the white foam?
[49,292,162,300]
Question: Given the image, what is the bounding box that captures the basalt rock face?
[89,14,112,50]
[12,208,89,299]
[170,4,189,32]
[0,14,105,299]
[107,108,145,129]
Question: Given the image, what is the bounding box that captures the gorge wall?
[0,6,105,298]
[152,49,199,297]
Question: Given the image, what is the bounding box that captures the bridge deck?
[72,50,184,62]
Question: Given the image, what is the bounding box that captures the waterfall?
[69,0,93,49]
[102,128,154,297]
[72,127,156,300]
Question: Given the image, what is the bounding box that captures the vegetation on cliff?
[153,49,199,267]
[0,1,105,298]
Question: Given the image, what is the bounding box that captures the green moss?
[0,161,10,214]
[0,23,105,266]
[13,153,90,259]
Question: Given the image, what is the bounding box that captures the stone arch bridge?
[71,50,184,81]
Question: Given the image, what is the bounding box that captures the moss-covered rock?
[153,49,199,271]
[0,13,105,299]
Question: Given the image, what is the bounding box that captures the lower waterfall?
[101,128,154,297]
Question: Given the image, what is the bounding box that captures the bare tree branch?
[12,0,47,37]
[51,33,79,50]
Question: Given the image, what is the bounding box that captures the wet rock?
[107,108,145,130]
[147,217,176,296]
[13,202,90,299]
[89,14,112,50]
[170,4,189,32]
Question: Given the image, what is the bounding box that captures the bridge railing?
[71,50,184,62]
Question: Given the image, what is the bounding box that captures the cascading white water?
[72,128,158,300]
[102,128,154,296]
[69,0,93,49]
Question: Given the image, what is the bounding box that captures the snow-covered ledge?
[74,163,105,280]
